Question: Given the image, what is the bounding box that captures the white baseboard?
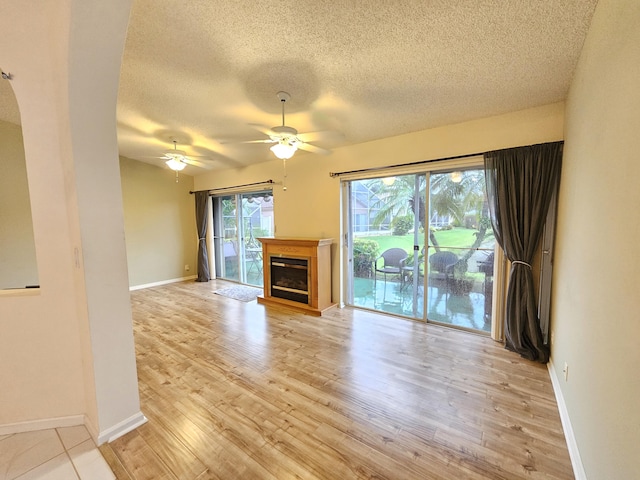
[0,411,147,446]
[548,359,586,480]
[97,411,147,445]
[129,275,197,291]
[0,415,85,436]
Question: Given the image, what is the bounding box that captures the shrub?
[353,239,379,278]
[391,215,413,236]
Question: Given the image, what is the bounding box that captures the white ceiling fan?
[236,91,332,159]
[161,140,214,171]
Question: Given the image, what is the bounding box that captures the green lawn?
[357,227,493,254]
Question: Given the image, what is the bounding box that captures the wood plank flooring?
[100,279,574,480]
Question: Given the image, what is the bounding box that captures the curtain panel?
[484,142,563,363]
[194,191,210,282]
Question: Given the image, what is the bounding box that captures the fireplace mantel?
[257,237,336,316]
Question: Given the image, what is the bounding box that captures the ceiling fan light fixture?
[270,141,297,160]
[165,140,188,170]
[450,171,463,183]
[166,158,187,171]
[382,176,396,186]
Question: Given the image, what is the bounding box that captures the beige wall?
[0,143,198,291]
[0,0,141,443]
[120,156,197,287]
[1,0,88,430]
[0,119,38,289]
[552,0,640,478]
[195,102,565,302]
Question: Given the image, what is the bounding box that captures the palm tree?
[430,171,484,226]
[429,170,490,269]
[365,170,491,271]
[366,175,440,248]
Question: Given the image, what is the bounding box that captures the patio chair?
[373,248,408,299]
[245,244,263,277]
[428,251,458,291]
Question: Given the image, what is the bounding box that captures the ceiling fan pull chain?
[282,159,287,191]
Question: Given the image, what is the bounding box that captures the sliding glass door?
[212,190,274,286]
[425,170,495,332]
[346,166,496,334]
[346,173,426,319]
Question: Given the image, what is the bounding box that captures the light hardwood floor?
[100,280,574,480]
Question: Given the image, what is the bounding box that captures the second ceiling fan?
[240,91,332,159]
[161,139,215,171]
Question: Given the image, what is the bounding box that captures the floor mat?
[214,285,263,302]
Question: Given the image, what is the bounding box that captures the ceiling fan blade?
[182,157,215,170]
[297,142,332,156]
[239,139,277,144]
[158,152,216,169]
[296,130,341,143]
[248,123,277,137]
[219,138,276,145]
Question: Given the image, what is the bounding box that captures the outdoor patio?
[352,276,491,333]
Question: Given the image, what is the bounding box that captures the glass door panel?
[215,195,240,282]
[347,174,426,319]
[426,170,495,332]
[213,191,274,286]
[240,192,274,287]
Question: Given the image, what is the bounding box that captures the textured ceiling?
[2,1,599,173]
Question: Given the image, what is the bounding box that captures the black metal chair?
[373,248,408,300]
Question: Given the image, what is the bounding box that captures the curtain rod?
[328,140,564,178]
[329,152,483,178]
[189,179,275,195]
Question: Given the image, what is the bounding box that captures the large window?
[212,190,273,286]
[345,166,497,334]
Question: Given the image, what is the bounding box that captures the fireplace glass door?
[270,256,310,304]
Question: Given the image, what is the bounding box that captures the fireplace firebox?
[257,237,336,316]
[270,256,309,304]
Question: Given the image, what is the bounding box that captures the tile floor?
[0,426,114,480]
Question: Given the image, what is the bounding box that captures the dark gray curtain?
[194,191,210,282]
[484,142,563,363]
